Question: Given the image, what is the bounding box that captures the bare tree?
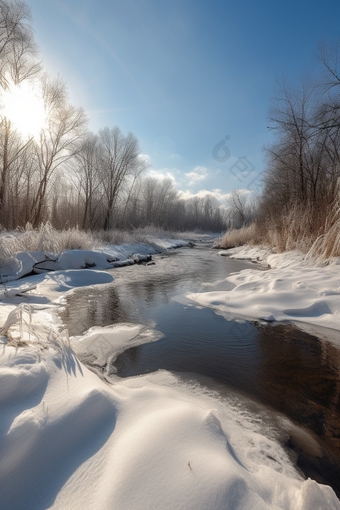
[74,132,103,229]
[138,177,178,227]
[98,126,148,230]
[227,189,249,227]
[0,117,34,223]
[0,0,41,90]
[29,74,88,227]
[265,76,318,204]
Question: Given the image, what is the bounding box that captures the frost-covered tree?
[0,0,41,90]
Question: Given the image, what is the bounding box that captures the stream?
[60,238,340,495]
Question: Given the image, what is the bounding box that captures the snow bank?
[0,238,189,282]
[218,246,307,269]
[188,245,340,332]
[1,341,339,510]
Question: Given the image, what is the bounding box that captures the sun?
[1,80,47,140]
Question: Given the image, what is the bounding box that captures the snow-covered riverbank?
[188,245,340,335]
[1,241,340,509]
[0,237,190,283]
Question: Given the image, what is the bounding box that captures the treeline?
[222,40,340,257]
[0,0,229,233]
[51,172,227,233]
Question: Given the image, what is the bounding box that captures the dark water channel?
[60,239,340,495]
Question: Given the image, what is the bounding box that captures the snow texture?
[0,238,189,282]
[71,323,163,378]
[188,245,340,333]
[1,339,339,510]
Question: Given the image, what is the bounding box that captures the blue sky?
[26,0,340,200]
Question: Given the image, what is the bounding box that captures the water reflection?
[60,243,247,336]
[113,303,261,387]
[254,323,340,492]
[60,285,129,336]
[256,324,340,447]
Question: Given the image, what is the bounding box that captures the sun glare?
[1,81,47,139]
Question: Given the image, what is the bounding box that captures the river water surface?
[60,239,340,494]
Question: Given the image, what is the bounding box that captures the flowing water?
[60,239,340,494]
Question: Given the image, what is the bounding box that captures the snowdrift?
[188,246,340,333]
[1,340,339,510]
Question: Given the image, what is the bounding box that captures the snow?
[0,241,339,508]
[0,270,114,345]
[71,323,163,377]
[0,238,189,282]
[188,245,340,333]
[1,339,339,510]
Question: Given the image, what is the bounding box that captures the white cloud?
[145,164,211,189]
[178,189,224,201]
[138,153,151,166]
[146,168,180,186]
[193,165,209,174]
[178,188,254,203]
[184,172,206,183]
[184,166,209,186]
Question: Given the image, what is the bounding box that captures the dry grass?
[218,225,257,249]
[94,226,165,246]
[1,301,74,356]
[306,214,340,261]
[258,202,340,261]
[218,199,340,262]
[0,223,97,261]
[0,223,197,264]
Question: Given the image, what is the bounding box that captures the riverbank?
[188,245,340,336]
[0,236,193,339]
[0,236,192,282]
[0,240,339,509]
